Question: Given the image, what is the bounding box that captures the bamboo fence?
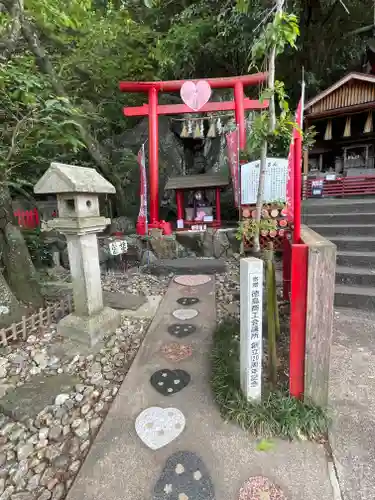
[0,296,73,347]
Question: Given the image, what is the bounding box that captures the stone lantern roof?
[34,162,116,195]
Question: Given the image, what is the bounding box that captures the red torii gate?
[119,73,268,224]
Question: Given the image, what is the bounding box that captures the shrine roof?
[165,173,229,191]
[34,162,116,195]
[305,72,375,118]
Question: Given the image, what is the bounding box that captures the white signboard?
[240,257,263,401]
[108,239,128,256]
[241,157,288,204]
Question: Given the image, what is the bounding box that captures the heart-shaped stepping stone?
[180,80,212,111]
[177,297,200,306]
[177,286,200,296]
[135,407,185,450]
[168,324,196,338]
[153,451,215,500]
[172,308,198,321]
[174,275,211,286]
[150,369,190,396]
[160,343,193,362]
[238,476,287,500]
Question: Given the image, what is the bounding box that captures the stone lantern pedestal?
[34,162,121,347]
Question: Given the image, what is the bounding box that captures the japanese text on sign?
[240,257,263,402]
[108,239,128,256]
[241,157,288,204]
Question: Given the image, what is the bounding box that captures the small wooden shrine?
[164,173,228,230]
[304,72,375,196]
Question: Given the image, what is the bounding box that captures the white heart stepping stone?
[135,407,185,450]
[172,308,198,321]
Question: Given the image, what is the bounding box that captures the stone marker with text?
[240,257,263,401]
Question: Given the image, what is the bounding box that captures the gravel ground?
[102,269,170,297]
[0,271,169,500]
[215,258,240,322]
[0,262,250,500]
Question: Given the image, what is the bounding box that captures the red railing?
[305,174,375,198]
[13,208,40,229]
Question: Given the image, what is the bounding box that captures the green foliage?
[1,0,372,215]
[256,438,275,452]
[236,218,275,242]
[211,319,329,439]
[22,229,53,268]
[251,12,300,62]
[0,56,86,183]
[0,0,156,201]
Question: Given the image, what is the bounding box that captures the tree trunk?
[0,182,44,308]
[253,141,267,254]
[265,247,278,388]
[0,266,24,328]
[253,0,284,254]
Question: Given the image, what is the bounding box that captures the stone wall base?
[57,307,121,347]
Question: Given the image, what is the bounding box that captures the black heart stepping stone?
[177,297,200,306]
[150,369,191,396]
[153,451,215,500]
[168,323,196,338]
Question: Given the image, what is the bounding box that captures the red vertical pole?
[282,236,291,300]
[26,210,32,228]
[148,87,159,223]
[293,132,302,243]
[176,190,184,220]
[34,208,40,227]
[215,187,221,226]
[234,82,246,150]
[289,243,308,398]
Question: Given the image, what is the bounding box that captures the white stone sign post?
[34,162,121,347]
[240,257,263,401]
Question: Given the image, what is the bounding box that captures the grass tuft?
[211,318,329,439]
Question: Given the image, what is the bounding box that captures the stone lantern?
[34,162,121,347]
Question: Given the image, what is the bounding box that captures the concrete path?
[329,308,375,500]
[67,275,334,500]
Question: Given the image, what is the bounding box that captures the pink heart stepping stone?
[180,80,212,111]
[238,476,287,499]
[174,275,211,286]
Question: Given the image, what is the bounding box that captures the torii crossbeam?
[119,73,268,224]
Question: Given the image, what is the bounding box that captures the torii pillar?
[119,74,268,224]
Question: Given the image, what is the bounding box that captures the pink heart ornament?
[180,80,212,111]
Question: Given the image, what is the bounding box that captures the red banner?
[286,99,302,222]
[137,145,148,223]
[226,129,240,207]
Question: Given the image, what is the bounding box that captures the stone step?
[303,212,375,225]
[147,257,227,275]
[303,197,375,215]
[337,250,375,268]
[336,265,375,287]
[308,224,375,237]
[328,235,375,252]
[335,284,375,310]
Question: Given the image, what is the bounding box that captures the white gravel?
[215,258,240,322]
[0,271,169,500]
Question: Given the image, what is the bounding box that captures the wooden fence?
[0,296,73,347]
[304,174,375,198]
